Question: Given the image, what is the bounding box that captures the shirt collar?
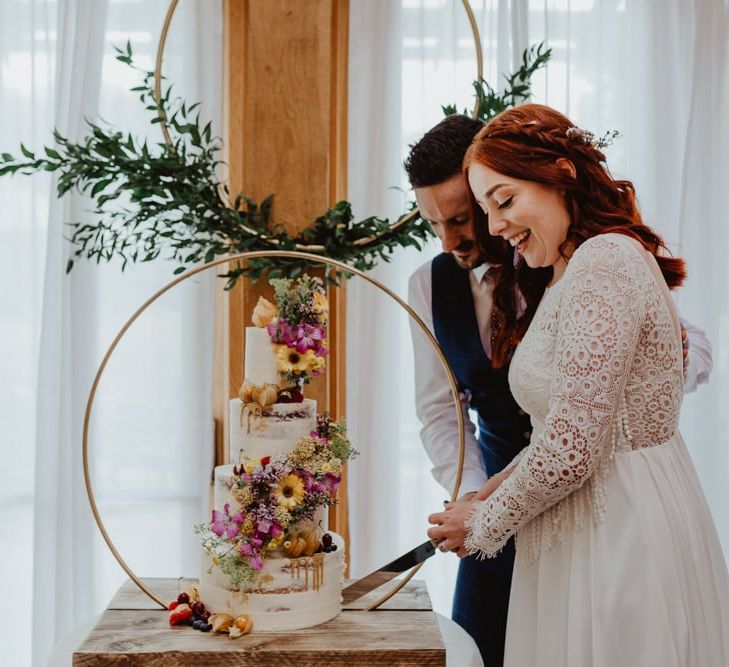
[471,262,493,283]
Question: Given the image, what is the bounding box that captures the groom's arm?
[681,317,712,393]
[408,263,487,498]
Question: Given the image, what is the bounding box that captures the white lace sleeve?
[501,447,528,474]
[464,236,647,557]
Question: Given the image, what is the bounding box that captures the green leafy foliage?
[0,41,552,286]
[443,43,552,121]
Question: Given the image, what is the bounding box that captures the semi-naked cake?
[195,276,355,635]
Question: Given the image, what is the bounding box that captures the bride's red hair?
[463,104,686,368]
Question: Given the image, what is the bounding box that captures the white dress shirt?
[408,258,713,498]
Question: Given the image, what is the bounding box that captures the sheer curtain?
[0,2,222,665]
[346,0,729,616]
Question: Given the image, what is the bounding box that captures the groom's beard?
[451,241,483,270]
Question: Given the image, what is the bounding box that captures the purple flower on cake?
[293,324,324,353]
[250,458,291,487]
[250,504,284,536]
[297,469,324,493]
[266,318,296,346]
[321,472,342,494]
[211,503,244,539]
[239,542,265,570]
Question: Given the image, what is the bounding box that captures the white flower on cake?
[251,296,278,328]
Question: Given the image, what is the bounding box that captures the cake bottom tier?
[199,533,345,632]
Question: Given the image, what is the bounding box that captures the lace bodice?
[465,233,684,560]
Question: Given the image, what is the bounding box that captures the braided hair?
[463,104,686,368]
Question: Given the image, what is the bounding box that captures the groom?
[405,114,712,667]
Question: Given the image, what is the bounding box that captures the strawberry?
[169,602,193,626]
[168,600,179,611]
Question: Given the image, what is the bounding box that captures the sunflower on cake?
[186,275,356,637]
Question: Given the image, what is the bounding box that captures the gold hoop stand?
[83,251,466,611]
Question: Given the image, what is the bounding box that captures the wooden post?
[216,0,349,544]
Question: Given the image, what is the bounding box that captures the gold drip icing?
[238,382,279,433]
[240,402,262,433]
[289,553,326,591]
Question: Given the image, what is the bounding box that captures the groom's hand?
[442,491,476,510]
[428,498,477,558]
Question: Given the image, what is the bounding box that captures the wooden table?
[72,578,446,666]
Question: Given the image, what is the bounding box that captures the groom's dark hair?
[404,114,484,188]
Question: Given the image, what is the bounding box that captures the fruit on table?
[169,603,193,626]
[229,615,253,638]
[210,613,234,634]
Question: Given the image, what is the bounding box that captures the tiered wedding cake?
[195,276,355,635]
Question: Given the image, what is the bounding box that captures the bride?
[427,104,729,666]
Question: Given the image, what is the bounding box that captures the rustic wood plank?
[109,578,433,612]
[78,577,444,665]
[74,653,443,667]
[73,609,443,666]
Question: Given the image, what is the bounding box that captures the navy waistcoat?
[431,253,531,477]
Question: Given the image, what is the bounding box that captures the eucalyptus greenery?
[0,41,551,287]
[443,43,552,120]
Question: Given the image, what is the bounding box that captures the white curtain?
[0,2,222,665]
[346,0,729,617]
[2,1,727,662]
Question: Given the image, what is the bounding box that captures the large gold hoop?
[83,251,467,611]
[153,0,484,250]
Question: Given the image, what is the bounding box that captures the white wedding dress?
[465,233,729,666]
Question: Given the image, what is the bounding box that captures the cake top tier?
[241,275,329,404]
[244,327,281,388]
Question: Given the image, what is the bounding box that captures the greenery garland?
[0,42,551,287]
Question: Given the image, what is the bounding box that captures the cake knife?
[341,539,438,605]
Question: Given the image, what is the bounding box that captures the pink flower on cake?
[293,324,324,353]
[266,318,295,346]
[211,503,243,539]
[321,472,342,494]
[239,542,264,570]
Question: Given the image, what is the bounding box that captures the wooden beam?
[218,0,349,545]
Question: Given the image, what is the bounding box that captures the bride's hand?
[474,467,513,501]
[427,498,476,559]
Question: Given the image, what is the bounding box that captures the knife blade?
[341,539,438,606]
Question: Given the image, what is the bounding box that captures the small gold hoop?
[152,0,484,250]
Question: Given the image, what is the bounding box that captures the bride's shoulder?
[560,233,652,296]
[570,232,645,271]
